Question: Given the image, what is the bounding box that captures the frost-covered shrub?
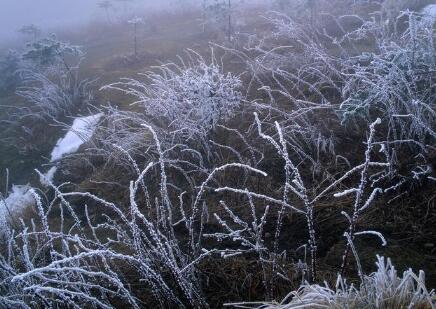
[0,122,270,308]
[21,36,83,74]
[103,51,243,143]
[0,189,139,308]
[0,109,427,308]
[0,36,93,120]
[203,115,392,300]
[14,38,94,119]
[89,107,161,174]
[0,36,82,96]
[247,8,435,138]
[16,70,94,119]
[246,255,434,309]
[341,11,436,144]
[246,11,343,102]
[230,13,341,179]
[243,8,435,167]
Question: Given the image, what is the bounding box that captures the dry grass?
[229,256,435,308]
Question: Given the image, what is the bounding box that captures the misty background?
[0,0,187,44]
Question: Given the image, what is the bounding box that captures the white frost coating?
[39,166,58,187]
[50,113,103,162]
[1,185,35,213]
[0,185,36,235]
[334,188,358,198]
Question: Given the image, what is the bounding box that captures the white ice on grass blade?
[50,113,103,162]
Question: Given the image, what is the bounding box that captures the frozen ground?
[1,114,104,234]
[50,113,104,162]
[39,113,104,185]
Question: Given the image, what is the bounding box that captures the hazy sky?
[0,0,103,41]
[0,0,185,42]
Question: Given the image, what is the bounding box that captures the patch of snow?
[422,4,436,17]
[0,185,36,235]
[1,185,35,213]
[40,166,58,187]
[50,113,103,162]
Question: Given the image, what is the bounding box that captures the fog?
[0,0,182,43]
